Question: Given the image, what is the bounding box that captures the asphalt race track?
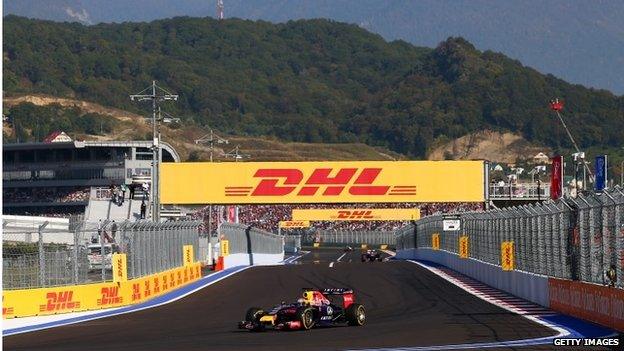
[5,249,559,351]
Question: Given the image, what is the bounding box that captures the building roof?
[3,140,181,162]
[43,131,72,143]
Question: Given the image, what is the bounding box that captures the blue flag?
[595,155,607,191]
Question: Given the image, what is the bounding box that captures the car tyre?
[346,303,366,326]
[245,307,266,331]
[296,306,315,330]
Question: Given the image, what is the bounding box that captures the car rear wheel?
[296,306,315,330]
[346,303,366,326]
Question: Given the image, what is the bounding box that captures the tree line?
[3,15,623,157]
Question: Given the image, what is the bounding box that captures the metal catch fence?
[395,187,624,288]
[2,219,200,290]
[219,223,284,255]
[302,230,395,246]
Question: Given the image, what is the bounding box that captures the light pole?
[224,145,250,162]
[130,81,178,222]
[224,145,251,224]
[621,160,624,186]
[195,130,229,235]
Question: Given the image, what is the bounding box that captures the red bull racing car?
[238,288,366,331]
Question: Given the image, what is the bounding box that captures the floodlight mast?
[549,98,594,190]
[195,129,228,162]
[130,81,178,222]
[224,145,250,162]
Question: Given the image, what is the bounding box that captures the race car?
[361,249,382,262]
[238,288,366,331]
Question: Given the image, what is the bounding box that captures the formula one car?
[361,249,382,262]
[238,288,366,331]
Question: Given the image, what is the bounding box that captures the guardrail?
[2,219,200,289]
[219,223,283,255]
[395,186,624,288]
[3,260,202,319]
[219,223,284,268]
[284,235,301,253]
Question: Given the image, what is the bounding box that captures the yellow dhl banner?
[279,220,311,228]
[2,263,202,319]
[161,161,486,204]
[291,208,420,221]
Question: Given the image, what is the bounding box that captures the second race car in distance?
[361,249,382,262]
[238,288,366,331]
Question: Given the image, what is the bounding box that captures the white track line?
[407,260,569,336]
[336,252,347,262]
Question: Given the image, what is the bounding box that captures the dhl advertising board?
[279,220,311,228]
[161,161,486,204]
[2,262,202,319]
[549,278,624,331]
[291,208,420,221]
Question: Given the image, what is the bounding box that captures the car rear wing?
[321,288,354,295]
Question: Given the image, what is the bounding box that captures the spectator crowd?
[189,202,483,234]
[3,187,90,204]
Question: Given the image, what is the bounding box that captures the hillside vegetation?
[2,96,403,162]
[3,15,624,158]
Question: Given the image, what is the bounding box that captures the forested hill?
[3,15,623,158]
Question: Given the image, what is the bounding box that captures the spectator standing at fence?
[111,185,118,205]
[120,184,127,204]
[109,183,114,201]
[111,220,117,241]
[129,183,135,200]
[95,220,103,243]
[142,182,150,200]
[140,200,146,219]
[605,265,617,287]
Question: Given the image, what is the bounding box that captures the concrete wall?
[223,252,284,269]
[396,248,550,307]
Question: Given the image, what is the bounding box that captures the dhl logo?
[336,210,374,219]
[163,275,169,290]
[98,286,123,306]
[153,277,161,294]
[225,168,416,197]
[144,280,151,298]
[132,283,141,301]
[116,256,124,279]
[39,291,80,312]
[279,220,310,228]
[3,307,14,316]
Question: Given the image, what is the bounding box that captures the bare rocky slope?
[428,130,550,164]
